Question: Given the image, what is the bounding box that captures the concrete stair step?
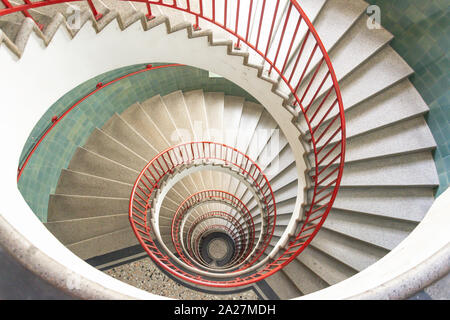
[0,19,22,41]
[266,144,298,182]
[313,0,368,52]
[102,112,158,161]
[264,265,302,299]
[256,225,285,238]
[68,147,139,185]
[67,227,139,260]
[257,133,289,172]
[280,0,368,95]
[246,110,279,161]
[272,198,296,217]
[322,208,418,251]
[310,228,388,272]
[309,116,437,165]
[99,0,136,19]
[319,151,439,187]
[272,180,298,204]
[326,187,435,222]
[48,194,128,222]
[235,101,263,154]
[203,92,225,142]
[303,46,414,131]
[251,0,327,70]
[311,79,429,141]
[162,90,195,143]
[55,169,132,198]
[83,128,147,172]
[269,163,298,191]
[183,89,209,141]
[141,94,179,145]
[45,214,129,245]
[296,245,357,286]
[282,258,329,295]
[223,95,245,146]
[120,102,169,152]
[297,13,393,109]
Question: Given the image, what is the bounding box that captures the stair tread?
[55,169,132,198]
[322,208,417,251]
[183,89,209,141]
[83,128,147,172]
[68,147,139,185]
[141,95,179,145]
[316,187,434,222]
[120,102,169,152]
[264,265,302,299]
[310,116,437,165]
[297,13,393,107]
[48,194,129,222]
[320,151,439,187]
[223,95,245,147]
[67,227,139,260]
[282,258,329,295]
[296,245,357,286]
[235,102,263,154]
[303,46,414,132]
[204,92,225,143]
[162,90,195,144]
[311,228,388,271]
[102,112,158,161]
[313,79,429,141]
[45,213,129,245]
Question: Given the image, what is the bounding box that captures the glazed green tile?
[368,0,450,196]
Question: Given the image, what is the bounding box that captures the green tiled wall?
[367,0,449,196]
[18,64,258,222]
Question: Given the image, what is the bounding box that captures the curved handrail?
[172,190,256,269]
[192,224,240,266]
[2,0,346,287]
[129,141,277,286]
[185,211,247,268]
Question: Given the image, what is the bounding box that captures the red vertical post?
[86,0,102,20]
[234,0,241,49]
[245,0,253,43]
[2,0,44,29]
[146,2,155,20]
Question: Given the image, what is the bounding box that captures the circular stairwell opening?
[203,233,235,267]
[207,238,229,261]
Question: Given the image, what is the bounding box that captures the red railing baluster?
[86,0,102,20]
[264,0,281,61]
[234,0,241,49]
[255,0,267,49]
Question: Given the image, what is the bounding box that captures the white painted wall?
[0,18,307,297]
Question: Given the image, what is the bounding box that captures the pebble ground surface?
[104,257,260,300]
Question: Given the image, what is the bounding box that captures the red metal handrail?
[3,0,346,287]
[192,223,240,266]
[185,211,247,268]
[172,191,256,269]
[192,223,239,267]
[129,142,277,286]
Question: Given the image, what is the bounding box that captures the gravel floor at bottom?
[104,257,260,300]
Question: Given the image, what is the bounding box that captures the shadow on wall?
[368,0,450,196]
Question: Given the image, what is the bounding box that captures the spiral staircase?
[0,0,446,300]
